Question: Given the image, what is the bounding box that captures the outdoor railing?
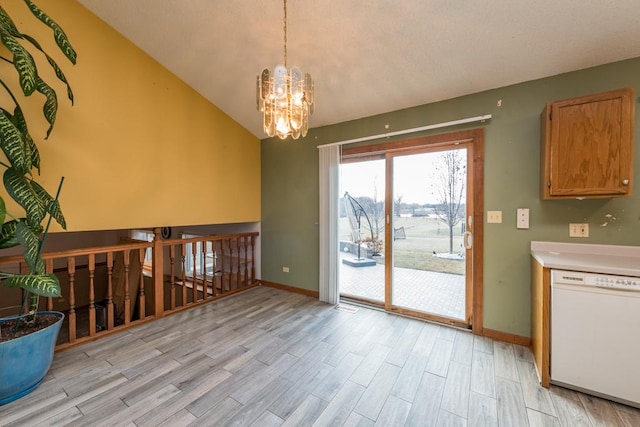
[0,230,259,350]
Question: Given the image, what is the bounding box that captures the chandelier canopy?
[256,0,314,140]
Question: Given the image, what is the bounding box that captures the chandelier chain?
[283,0,288,68]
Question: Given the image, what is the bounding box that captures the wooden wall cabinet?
[540,88,635,199]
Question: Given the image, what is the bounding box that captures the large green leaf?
[0,26,37,96]
[0,219,19,249]
[30,180,65,229]
[12,106,40,173]
[3,167,45,228]
[23,0,76,65]
[0,110,30,174]
[21,33,74,104]
[16,219,44,274]
[3,273,60,297]
[0,7,20,37]
[35,76,57,138]
[0,197,5,225]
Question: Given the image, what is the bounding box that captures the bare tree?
[432,150,466,254]
[394,194,403,217]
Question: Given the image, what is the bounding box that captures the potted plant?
[0,0,76,405]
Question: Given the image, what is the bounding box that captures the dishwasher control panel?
[552,270,640,292]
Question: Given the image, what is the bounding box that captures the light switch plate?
[517,208,529,229]
[569,223,589,237]
[487,211,502,223]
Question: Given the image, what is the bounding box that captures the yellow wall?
[1,0,260,232]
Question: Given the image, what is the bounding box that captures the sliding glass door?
[339,159,386,304]
[338,129,483,330]
[390,148,468,320]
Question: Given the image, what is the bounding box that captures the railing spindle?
[88,254,96,336]
[169,244,176,310]
[231,238,236,290]
[181,242,187,306]
[68,256,76,343]
[220,239,227,293]
[228,238,235,291]
[138,248,145,319]
[201,240,208,300]
[251,235,256,284]
[123,249,130,325]
[213,242,219,297]
[243,236,248,288]
[107,252,114,330]
[235,237,240,290]
[190,242,197,303]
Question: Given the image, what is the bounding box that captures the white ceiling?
[77,0,640,139]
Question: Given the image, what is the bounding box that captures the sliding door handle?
[463,231,473,249]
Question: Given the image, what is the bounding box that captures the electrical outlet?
[282,266,290,273]
[569,223,589,237]
[487,211,502,223]
[517,208,529,229]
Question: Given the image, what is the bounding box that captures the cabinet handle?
[622,179,629,185]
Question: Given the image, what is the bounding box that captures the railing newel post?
[153,227,164,318]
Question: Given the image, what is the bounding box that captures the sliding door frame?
[342,128,484,334]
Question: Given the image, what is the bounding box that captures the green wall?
[261,57,640,337]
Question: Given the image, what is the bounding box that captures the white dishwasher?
[551,269,640,408]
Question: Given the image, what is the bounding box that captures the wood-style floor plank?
[496,378,529,427]
[425,338,454,377]
[251,410,284,427]
[527,408,561,426]
[385,319,424,367]
[441,361,471,418]
[468,391,498,427]
[548,386,592,427]
[1,286,638,426]
[375,394,412,426]
[280,394,327,427]
[516,358,557,417]
[405,372,446,426]
[579,393,627,427]
[451,330,474,366]
[390,351,429,402]
[353,362,402,421]
[471,349,496,398]
[493,341,519,382]
[312,352,364,401]
[350,343,392,387]
[313,380,366,427]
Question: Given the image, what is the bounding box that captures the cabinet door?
[541,88,634,199]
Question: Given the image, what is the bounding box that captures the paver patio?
[339,253,465,320]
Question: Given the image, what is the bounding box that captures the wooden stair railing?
[0,230,259,350]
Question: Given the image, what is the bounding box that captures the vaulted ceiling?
[77,0,640,138]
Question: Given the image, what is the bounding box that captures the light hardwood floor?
[1,286,638,426]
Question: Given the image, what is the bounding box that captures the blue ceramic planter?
[0,311,64,406]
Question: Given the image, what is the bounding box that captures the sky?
[340,150,467,205]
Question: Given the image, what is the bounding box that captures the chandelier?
[256,0,314,140]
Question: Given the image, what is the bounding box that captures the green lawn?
[340,216,465,275]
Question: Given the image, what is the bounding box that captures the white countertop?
[531,241,640,277]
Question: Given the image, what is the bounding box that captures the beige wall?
[1,0,260,232]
